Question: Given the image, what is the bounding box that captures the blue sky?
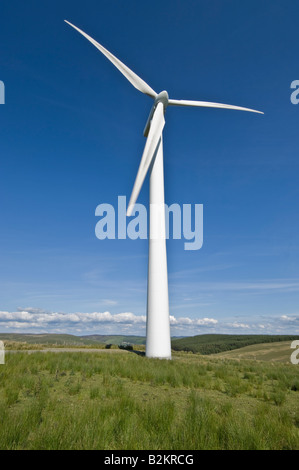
[0,0,299,335]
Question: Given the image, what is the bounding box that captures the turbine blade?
[168,99,263,114]
[127,102,165,216]
[65,20,157,98]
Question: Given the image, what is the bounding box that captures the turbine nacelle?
[143,91,169,137]
[155,90,169,110]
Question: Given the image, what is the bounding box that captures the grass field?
[214,341,297,363]
[2,333,299,356]
[0,349,298,450]
[171,334,299,355]
[0,333,146,347]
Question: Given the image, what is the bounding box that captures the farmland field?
[171,334,299,355]
[0,348,298,450]
[0,333,146,347]
[214,341,297,363]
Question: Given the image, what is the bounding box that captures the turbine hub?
[155,90,169,110]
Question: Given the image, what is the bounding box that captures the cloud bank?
[0,308,217,334]
[0,308,298,335]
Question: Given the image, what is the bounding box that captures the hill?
[0,333,146,347]
[171,334,299,355]
[214,340,297,363]
[0,333,96,346]
[83,335,146,345]
[1,333,298,355]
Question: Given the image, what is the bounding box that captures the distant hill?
[0,333,146,347]
[2,333,297,355]
[83,335,146,345]
[0,333,97,346]
[213,341,296,363]
[171,334,299,355]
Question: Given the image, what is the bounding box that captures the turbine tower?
[65,21,263,359]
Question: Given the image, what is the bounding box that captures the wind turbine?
[65,21,263,359]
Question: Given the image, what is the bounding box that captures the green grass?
[214,340,297,363]
[83,335,146,345]
[2,333,298,354]
[0,333,146,347]
[0,351,298,449]
[0,333,98,347]
[171,334,299,355]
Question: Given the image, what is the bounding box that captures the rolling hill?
[0,333,146,347]
[171,334,299,355]
[1,333,299,357]
[213,340,297,363]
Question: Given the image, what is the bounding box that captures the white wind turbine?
[65,21,263,359]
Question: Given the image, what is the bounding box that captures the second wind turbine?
[65,20,263,359]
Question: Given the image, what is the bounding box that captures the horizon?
[1,331,299,339]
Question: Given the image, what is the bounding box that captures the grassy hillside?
[214,341,297,363]
[0,351,298,449]
[171,334,299,355]
[0,333,146,347]
[83,335,146,345]
[0,333,98,347]
[1,333,298,355]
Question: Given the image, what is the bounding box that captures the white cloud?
[227,322,251,329]
[101,299,118,306]
[172,279,299,294]
[280,314,299,323]
[0,308,298,336]
[169,316,217,327]
[0,308,218,334]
